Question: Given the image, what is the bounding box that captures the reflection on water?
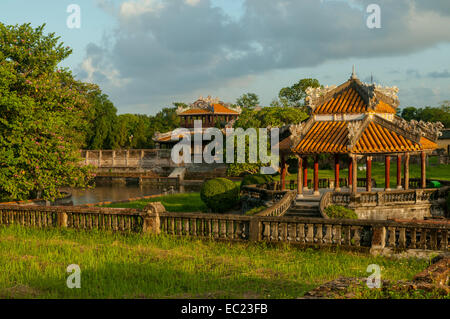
[59,184,201,206]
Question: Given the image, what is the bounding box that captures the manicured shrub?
[240,174,274,188]
[324,205,358,219]
[200,178,240,213]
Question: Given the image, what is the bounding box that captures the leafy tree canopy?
[278,78,321,109]
[236,93,259,109]
[399,102,450,128]
[0,23,94,201]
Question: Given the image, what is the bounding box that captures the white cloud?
[184,0,201,6]
[119,0,164,18]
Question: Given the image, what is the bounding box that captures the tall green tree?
[0,23,93,201]
[278,78,321,109]
[236,93,259,109]
[85,90,118,150]
[227,107,308,176]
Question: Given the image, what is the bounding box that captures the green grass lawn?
[276,161,450,188]
[103,193,206,212]
[0,225,433,299]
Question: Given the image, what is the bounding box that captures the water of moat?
[58,184,201,206]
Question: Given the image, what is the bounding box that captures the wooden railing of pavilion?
[0,204,448,254]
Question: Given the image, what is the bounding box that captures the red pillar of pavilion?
[396,155,402,189]
[297,156,303,198]
[280,156,286,190]
[303,157,308,190]
[313,155,319,196]
[351,155,357,194]
[421,152,426,188]
[385,155,391,191]
[348,158,353,188]
[366,156,372,192]
[334,154,340,191]
[403,153,410,190]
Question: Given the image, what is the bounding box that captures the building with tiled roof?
[154,96,241,148]
[278,68,444,197]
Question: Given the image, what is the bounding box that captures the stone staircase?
[285,197,322,218]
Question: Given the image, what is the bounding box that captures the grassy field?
[277,161,450,188]
[0,225,434,299]
[103,193,206,211]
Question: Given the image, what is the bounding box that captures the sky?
[1,0,450,115]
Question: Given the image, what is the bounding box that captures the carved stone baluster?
[113,215,119,231]
[228,220,234,240]
[410,228,417,249]
[343,226,351,246]
[334,225,342,245]
[440,230,448,251]
[184,219,190,236]
[35,214,42,228]
[208,219,213,238]
[282,223,288,241]
[297,224,305,243]
[419,228,427,249]
[306,224,314,243]
[177,218,182,235]
[352,226,361,247]
[170,218,175,235]
[324,225,332,244]
[199,219,204,237]
[272,222,279,241]
[398,228,406,249]
[388,227,396,248]
[213,220,219,239]
[289,223,296,242]
[316,224,323,244]
[263,222,270,240]
[235,221,242,240]
[430,229,437,250]
[220,220,227,238]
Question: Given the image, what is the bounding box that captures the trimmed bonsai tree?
[200,178,240,213]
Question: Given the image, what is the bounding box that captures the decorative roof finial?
[351,65,358,79]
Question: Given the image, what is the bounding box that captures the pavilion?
[154,96,241,149]
[278,69,444,198]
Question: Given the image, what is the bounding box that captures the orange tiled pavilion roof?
[289,71,443,155]
[177,96,241,116]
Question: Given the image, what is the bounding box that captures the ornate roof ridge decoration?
[305,85,338,111]
[176,95,241,114]
[411,120,444,142]
[347,116,371,150]
[289,117,318,151]
[375,115,422,144]
[306,76,400,113]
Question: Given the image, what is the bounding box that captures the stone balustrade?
[319,187,450,219]
[240,185,296,217]
[0,203,448,255]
